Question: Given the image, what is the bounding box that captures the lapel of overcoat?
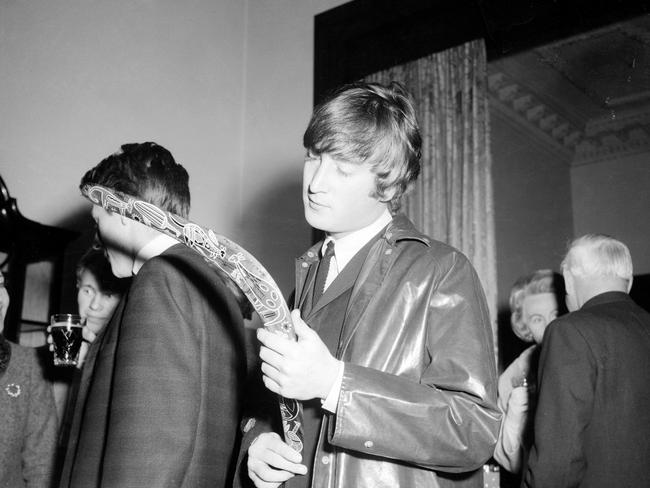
[338,233,397,356]
[294,242,321,312]
[60,296,125,485]
[294,222,401,357]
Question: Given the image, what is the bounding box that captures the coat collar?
[295,214,431,265]
[295,214,431,354]
[581,291,634,310]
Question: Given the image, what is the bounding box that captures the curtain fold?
[366,40,498,356]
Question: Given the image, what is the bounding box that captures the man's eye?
[336,166,351,177]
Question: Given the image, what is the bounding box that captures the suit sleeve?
[99,255,241,487]
[523,320,595,488]
[330,254,501,472]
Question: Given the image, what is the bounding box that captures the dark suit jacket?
[59,244,247,488]
[523,291,650,488]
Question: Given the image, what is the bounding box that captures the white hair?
[561,234,633,282]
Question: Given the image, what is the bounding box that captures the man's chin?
[304,211,328,233]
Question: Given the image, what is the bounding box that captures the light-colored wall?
[1,0,246,232]
[240,0,350,292]
[490,109,574,368]
[490,110,574,310]
[0,0,350,313]
[571,152,650,274]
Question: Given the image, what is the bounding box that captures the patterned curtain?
[366,40,498,355]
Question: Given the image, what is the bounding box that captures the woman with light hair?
[494,269,566,476]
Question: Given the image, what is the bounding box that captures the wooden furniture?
[0,176,78,342]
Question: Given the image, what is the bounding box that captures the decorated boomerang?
[81,184,304,453]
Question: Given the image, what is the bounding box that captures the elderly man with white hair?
[523,234,650,488]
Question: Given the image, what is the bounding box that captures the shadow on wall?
[237,163,309,300]
[497,308,529,373]
[49,163,308,324]
[631,274,650,313]
[53,205,97,318]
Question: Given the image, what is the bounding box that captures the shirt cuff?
[321,361,344,413]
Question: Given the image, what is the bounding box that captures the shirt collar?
[322,209,392,272]
[132,234,178,275]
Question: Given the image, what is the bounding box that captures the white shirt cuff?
[321,361,344,413]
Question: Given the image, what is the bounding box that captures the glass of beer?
[50,314,85,366]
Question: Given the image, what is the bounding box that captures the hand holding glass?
[50,314,85,366]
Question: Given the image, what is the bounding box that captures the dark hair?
[303,81,422,212]
[76,246,130,296]
[80,142,190,218]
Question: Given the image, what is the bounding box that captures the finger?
[248,468,289,488]
[248,469,278,488]
[260,359,282,382]
[250,445,307,478]
[257,328,292,354]
[290,310,312,340]
[261,373,281,395]
[82,328,97,343]
[259,345,286,370]
[270,438,305,466]
[249,434,306,476]
[249,459,299,484]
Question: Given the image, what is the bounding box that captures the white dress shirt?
[321,209,393,412]
[132,234,179,275]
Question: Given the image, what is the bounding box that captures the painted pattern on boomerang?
[81,184,304,453]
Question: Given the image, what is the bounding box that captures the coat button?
[301,262,309,268]
[242,418,255,433]
[364,440,374,449]
[321,455,330,465]
[307,251,315,257]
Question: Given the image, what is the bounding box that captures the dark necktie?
[313,240,335,303]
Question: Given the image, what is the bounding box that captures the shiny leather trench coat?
[239,215,501,488]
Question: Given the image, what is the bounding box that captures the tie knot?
[322,240,335,259]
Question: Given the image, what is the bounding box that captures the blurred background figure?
[0,269,58,488]
[494,269,565,479]
[523,235,650,488]
[52,246,129,484]
[51,246,130,420]
[74,246,130,365]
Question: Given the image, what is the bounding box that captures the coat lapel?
[338,238,396,355]
[60,296,125,485]
[295,243,320,311]
[308,254,363,316]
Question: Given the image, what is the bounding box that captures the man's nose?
[89,294,103,310]
[309,160,330,193]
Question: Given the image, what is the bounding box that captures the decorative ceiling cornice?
[488,14,650,166]
[487,69,579,161]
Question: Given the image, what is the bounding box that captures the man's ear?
[562,269,579,311]
[380,186,397,204]
[562,270,573,296]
